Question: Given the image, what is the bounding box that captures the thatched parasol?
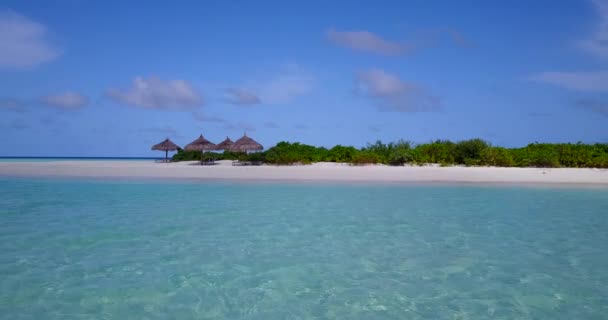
[151,138,179,162]
[185,134,217,163]
[216,137,234,151]
[230,133,263,153]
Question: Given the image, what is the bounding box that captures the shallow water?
[1,178,607,319]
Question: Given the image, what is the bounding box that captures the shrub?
[514,143,560,168]
[454,139,490,165]
[591,154,608,168]
[388,148,414,165]
[265,141,325,165]
[351,151,381,165]
[244,152,266,162]
[169,139,608,168]
[172,148,201,161]
[325,145,358,163]
[413,140,456,164]
[480,147,514,167]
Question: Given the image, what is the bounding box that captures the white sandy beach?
[0,160,607,185]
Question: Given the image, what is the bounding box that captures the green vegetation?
[172,149,242,162]
[172,140,608,168]
[265,142,326,164]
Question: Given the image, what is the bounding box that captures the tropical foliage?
[172,140,608,168]
[172,148,241,162]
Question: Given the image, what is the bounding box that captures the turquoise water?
[1,178,607,319]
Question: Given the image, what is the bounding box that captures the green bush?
[454,139,490,165]
[480,147,514,167]
[265,141,326,165]
[529,152,560,167]
[220,151,243,160]
[412,140,456,164]
[325,145,358,163]
[172,148,244,162]
[388,148,414,165]
[170,139,608,168]
[513,144,561,168]
[172,148,200,161]
[351,151,381,165]
[590,154,608,168]
[244,152,266,162]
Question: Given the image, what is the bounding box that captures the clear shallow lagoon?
[1,178,607,319]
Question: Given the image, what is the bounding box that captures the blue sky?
[1,0,607,157]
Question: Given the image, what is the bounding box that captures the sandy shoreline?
[0,160,607,186]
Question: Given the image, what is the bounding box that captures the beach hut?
[230,133,263,153]
[185,134,218,164]
[216,137,234,151]
[151,138,179,162]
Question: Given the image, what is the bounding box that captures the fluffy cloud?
[528,1,608,115]
[581,0,608,58]
[227,65,313,105]
[356,68,440,112]
[106,77,203,110]
[0,10,61,68]
[39,92,88,110]
[256,65,313,104]
[576,99,608,117]
[225,88,261,105]
[528,71,608,92]
[327,29,409,55]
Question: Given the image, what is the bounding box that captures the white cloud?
[327,29,409,55]
[225,88,261,105]
[581,0,608,58]
[356,68,440,112]
[39,92,88,110]
[528,1,608,105]
[227,65,313,105]
[255,65,313,104]
[106,77,203,110]
[0,10,61,68]
[528,71,608,92]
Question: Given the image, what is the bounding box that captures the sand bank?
[0,160,607,185]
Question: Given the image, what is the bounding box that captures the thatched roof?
[185,134,217,151]
[231,134,263,152]
[216,137,234,150]
[151,138,179,151]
